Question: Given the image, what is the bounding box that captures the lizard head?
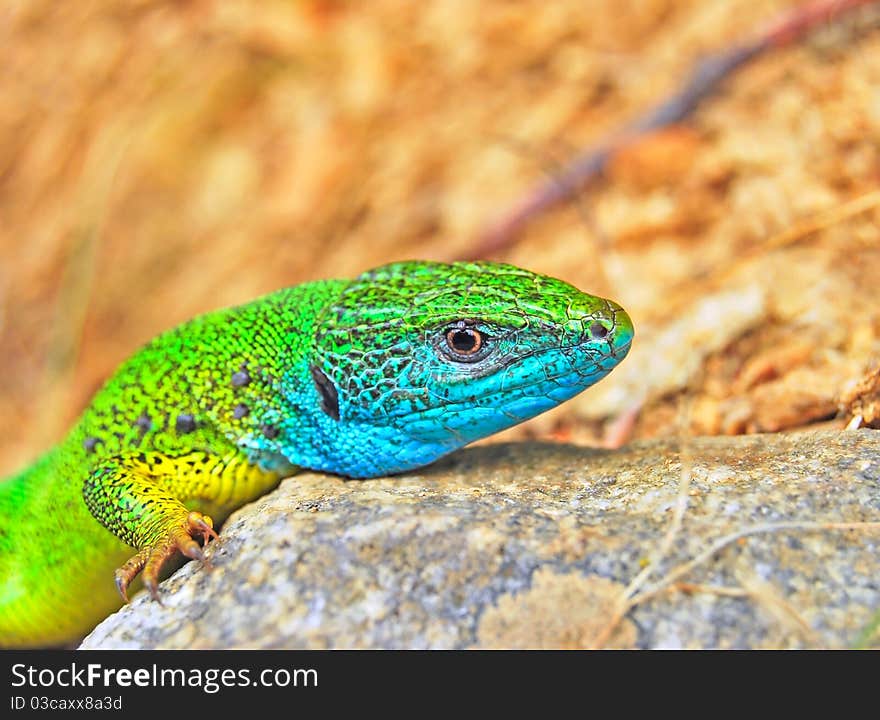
[304,260,633,477]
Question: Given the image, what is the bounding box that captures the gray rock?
[80,429,880,649]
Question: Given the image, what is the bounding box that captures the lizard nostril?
[589,321,610,340]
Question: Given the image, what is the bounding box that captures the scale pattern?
[0,261,633,647]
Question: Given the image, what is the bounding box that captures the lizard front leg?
[82,451,284,601]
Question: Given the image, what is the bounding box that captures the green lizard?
[0,260,633,648]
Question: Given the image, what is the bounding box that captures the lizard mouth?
[391,335,633,424]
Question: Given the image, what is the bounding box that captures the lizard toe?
[114,511,217,603]
[114,548,150,603]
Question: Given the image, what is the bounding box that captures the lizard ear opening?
[310,365,340,421]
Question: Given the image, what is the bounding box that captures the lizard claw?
[114,510,217,603]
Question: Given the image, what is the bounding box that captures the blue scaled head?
[300,261,633,477]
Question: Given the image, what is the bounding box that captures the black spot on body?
[261,424,280,440]
[231,370,251,388]
[83,436,102,454]
[175,413,197,434]
[233,403,250,419]
[310,364,340,421]
[134,413,152,433]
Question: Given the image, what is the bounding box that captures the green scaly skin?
[0,261,633,647]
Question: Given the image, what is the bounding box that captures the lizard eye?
[441,321,486,362]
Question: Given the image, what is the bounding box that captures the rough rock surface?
[81,429,880,649]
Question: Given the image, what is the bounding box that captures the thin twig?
[591,515,879,649]
[763,187,880,251]
[592,393,696,648]
[671,582,749,598]
[468,0,879,259]
[734,563,819,644]
[641,187,880,325]
[626,521,879,632]
[669,577,819,645]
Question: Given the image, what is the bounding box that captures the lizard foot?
[114,511,218,603]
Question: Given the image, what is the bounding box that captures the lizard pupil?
[447,327,482,354]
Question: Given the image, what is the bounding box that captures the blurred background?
[1,0,879,476]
